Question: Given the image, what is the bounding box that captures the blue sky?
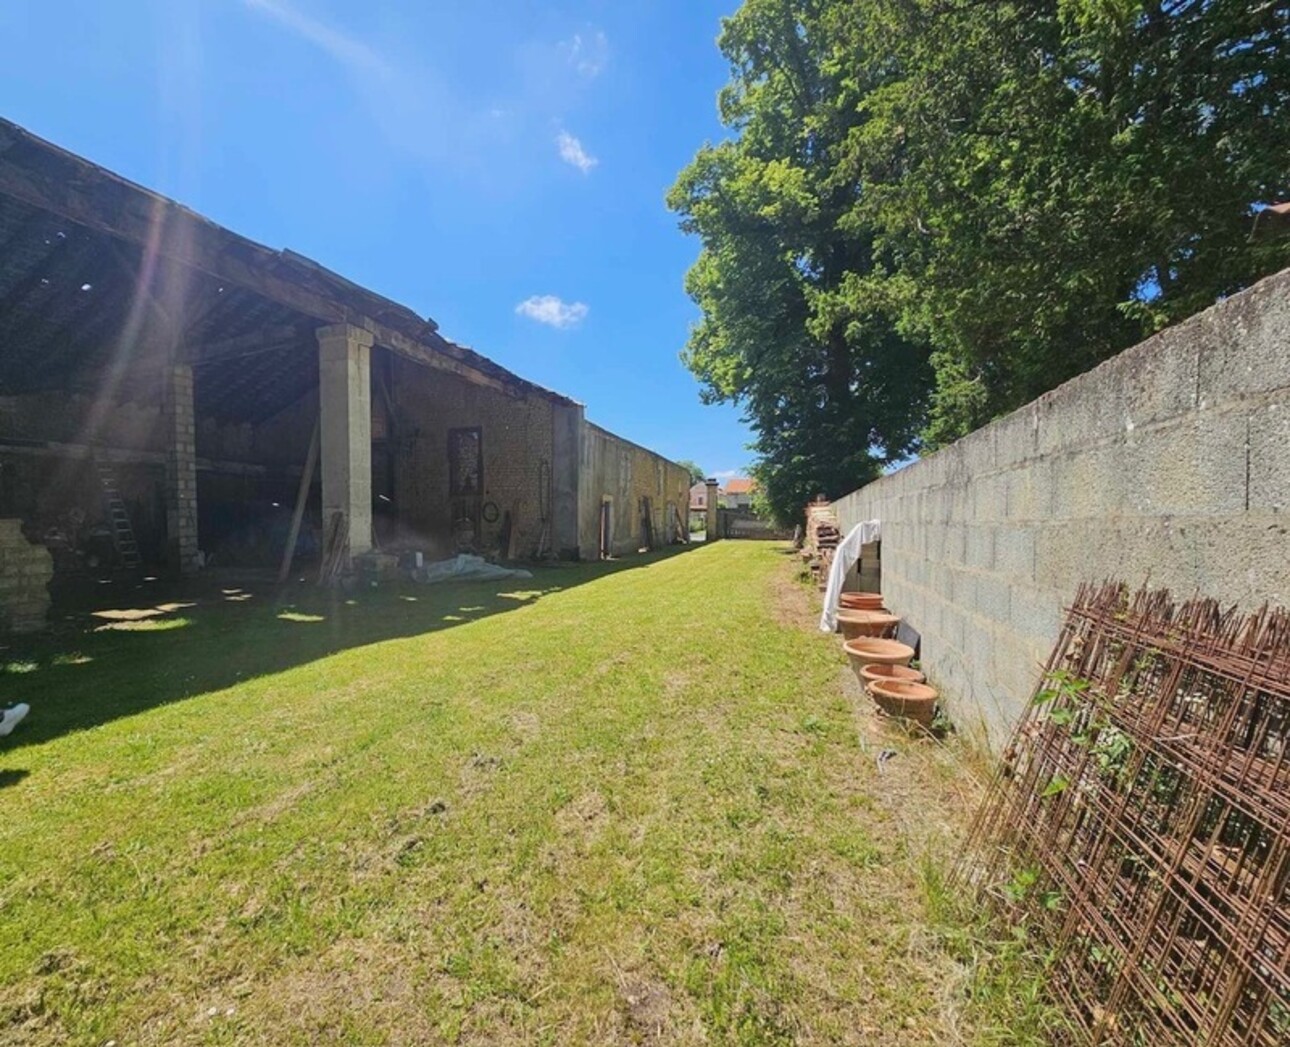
[0,0,753,481]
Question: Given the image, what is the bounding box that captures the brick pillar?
[317,324,374,556]
[705,478,719,540]
[164,363,199,573]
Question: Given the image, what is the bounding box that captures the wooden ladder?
[96,461,141,569]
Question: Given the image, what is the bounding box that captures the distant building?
[724,478,756,508]
[690,481,718,511]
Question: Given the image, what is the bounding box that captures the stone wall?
[714,508,795,540]
[579,423,691,558]
[389,355,556,559]
[833,267,1290,750]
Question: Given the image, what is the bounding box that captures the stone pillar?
[164,363,200,573]
[705,478,720,540]
[551,402,585,559]
[317,324,374,556]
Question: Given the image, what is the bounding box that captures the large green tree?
[673,0,1290,513]
[668,0,933,525]
[849,0,1290,444]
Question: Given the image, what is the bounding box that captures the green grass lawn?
[0,542,1041,1045]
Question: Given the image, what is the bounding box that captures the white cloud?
[561,30,609,79]
[240,3,608,183]
[713,469,741,481]
[515,295,589,329]
[556,130,598,173]
[239,1,507,177]
[242,0,390,78]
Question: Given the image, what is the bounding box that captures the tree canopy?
[675,459,708,485]
[670,0,1290,523]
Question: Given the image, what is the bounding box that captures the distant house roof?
[725,478,756,495]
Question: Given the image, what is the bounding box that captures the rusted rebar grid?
[961,582,1289,1045]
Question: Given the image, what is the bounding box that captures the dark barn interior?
[0,118,692,631]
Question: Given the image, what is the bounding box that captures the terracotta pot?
[842,637,916,670]
[837,609,901,641]
[867,679,939,727]
[859,663,925,689]
[839,592,885,611]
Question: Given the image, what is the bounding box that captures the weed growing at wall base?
[920,857,1068,1045]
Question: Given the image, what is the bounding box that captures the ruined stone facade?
[0,117,690,615]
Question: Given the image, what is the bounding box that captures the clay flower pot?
[859,663,925,689]
[839,592,885,611]
[867,679,939,727]
[842,637,916,672]
[837,609,901,641]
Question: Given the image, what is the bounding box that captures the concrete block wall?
[833,267,1290,750]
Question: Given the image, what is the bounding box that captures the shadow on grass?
[0,544,701,752]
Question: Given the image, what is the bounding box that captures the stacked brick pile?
[802,499,840,589]
[0,520,51,632]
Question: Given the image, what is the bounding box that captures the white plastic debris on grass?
[414,554,533,584]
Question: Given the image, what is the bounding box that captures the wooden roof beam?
[0,120,576,404]
[192,324,304,366]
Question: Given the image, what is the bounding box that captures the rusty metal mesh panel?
[962,583,1289,1046]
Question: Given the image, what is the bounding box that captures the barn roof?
[0,117,577,422]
